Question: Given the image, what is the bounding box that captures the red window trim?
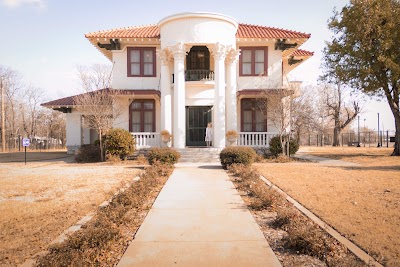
[240,98,267,132]
[239,46,268,76]
[127,47,156,77]
[129,99,156,132]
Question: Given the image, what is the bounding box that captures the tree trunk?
[98,128,104,161]
[333,127,341,146]
[392,116,400,156]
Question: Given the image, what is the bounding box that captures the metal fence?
[0,134,65,152]
[299,130,396,147]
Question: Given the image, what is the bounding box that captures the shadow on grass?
[328,165,400,172]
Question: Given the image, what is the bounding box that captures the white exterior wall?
[159,13,237,48]
[237,45,283,90]
[111,47,161,90]
[66,111,82,154]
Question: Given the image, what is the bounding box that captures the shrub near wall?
[147,147,181,165]
[103,128,135,159]
[269,136,299,157]
[220,146,256,169]
[74,145,101,163]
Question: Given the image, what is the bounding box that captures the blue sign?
[22,138,30,147]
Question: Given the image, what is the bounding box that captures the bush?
[74,145,101,163]
[219,146,256,169]
[102,128,135,159]
[147,147,181,165]
[269,135,299,157]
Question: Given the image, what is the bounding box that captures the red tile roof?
[41,89,160,107]
[236,24,310,39]
[85,25,160,39]
[291,49,314,57]
[85,23,311,39]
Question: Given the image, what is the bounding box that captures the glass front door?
[186,106,212,147]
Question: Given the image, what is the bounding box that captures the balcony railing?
[131,132,160,149]
[185,70,214,81]
[237,132,278,147]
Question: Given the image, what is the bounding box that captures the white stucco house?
[42,12,313,154]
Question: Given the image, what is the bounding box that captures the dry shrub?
[284,223,326,258]
[106,153,122,163]
[220,146,257,169]
[35,162,173,267]
[136,154,147,164]
[147,147,180,165]
[272,206,298,229]
[74,145,101,163]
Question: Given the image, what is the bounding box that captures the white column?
[209,43,228,148]
[225,48,240,134]
[157,49,172,134]
[169,42,189,148]
[66,111,82,154]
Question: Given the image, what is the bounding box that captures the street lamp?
[377,113,380,147]
[364,118,366,147]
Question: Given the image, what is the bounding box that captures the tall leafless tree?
[322,83,361,146]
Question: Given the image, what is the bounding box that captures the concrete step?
[176,148,221,163]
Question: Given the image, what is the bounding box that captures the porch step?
[176,148,222,163]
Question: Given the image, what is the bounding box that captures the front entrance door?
[186,106,212,147]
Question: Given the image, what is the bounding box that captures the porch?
[131,132,277,149]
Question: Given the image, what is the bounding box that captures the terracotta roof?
[236,24,310,39]
[291,49,314,57]
[85,25,160,39]
[85,23,310,39]
[42,89,160,107]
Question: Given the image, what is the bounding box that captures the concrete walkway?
[294,152,360,167]
[117,163,281,267]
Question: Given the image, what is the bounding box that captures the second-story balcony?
[185,70,214,81]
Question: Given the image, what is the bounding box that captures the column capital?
[209,43,228,61]
[226,48,241,65]
[156,49,172,66]
[168,42,189,60]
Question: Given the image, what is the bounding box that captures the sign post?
[22,138,30,165]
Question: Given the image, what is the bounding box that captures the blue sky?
[0,0,395,131]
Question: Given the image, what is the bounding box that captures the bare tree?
[322,83,361,146]
[73,89,122,161]
[76,64,113,92]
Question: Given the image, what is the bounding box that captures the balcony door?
[186,46,211,81]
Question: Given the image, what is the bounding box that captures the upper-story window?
[239,47,268,76]
[127,47,156,77]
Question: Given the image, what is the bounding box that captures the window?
[127,47,156,77]
[241,99,267,132]
[239,47,268,76]
[129,100,155,132]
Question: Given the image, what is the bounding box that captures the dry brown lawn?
[0,152,143,266]
[255,147,399,267]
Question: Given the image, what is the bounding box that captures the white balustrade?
[131,132,161,149]
[237,132,277,147]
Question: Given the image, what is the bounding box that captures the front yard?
[0,153,143,266]
[255,147,399,266]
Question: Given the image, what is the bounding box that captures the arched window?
[129,99,155,132]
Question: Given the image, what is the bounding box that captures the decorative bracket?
[288,56,303,65]
[97,39,121,50]
[275,39,297,51]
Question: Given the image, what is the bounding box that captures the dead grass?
[35,162,172,267]
[255,147,400,266]
[228,164,362,266]
[0,153,144,266]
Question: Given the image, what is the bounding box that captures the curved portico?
[158,12,240,148]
